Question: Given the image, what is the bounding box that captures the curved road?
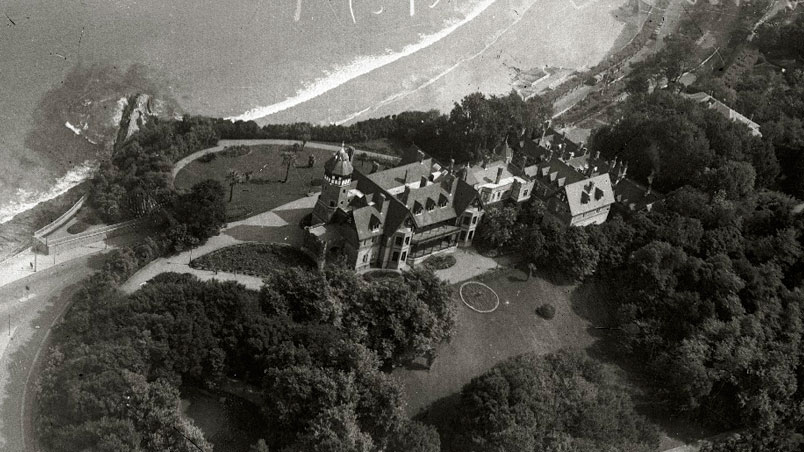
[0,254,98,451]
[6,140,396,451]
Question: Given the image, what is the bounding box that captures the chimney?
[449,158,455,173]
[420,175,428,188]
[495,167,504,184]
[374,192,386,212]
[402,185,411,204]
[403,169,409,183]
[646,172,654,195]
[417,150,425,163]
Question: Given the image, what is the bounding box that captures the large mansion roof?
[564,174,615,217]
[320,155,479,245]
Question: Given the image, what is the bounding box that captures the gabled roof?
[564,174,614,217]
[466,161,519,188]
[366,158,435,191]
[614,178,663,211]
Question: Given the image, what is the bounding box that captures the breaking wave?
[0,161,97,224]
[226,0,498,122]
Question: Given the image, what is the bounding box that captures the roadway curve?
[9,140,395,451]
[0,254,97,452]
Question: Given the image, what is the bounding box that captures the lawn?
[393,266,597,415]
[190,243,316,277]
[175,144,382,221]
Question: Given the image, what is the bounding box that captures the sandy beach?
[0,0,639,231]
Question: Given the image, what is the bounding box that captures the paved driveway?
[121,195,316,293]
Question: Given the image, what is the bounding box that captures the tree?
[225,169,243,202]
[453,351,660,452]
[282,146,298,183]
[475,204,519,248]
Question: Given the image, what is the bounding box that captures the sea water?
[0,0,629,224]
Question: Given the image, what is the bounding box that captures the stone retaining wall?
[33,195,86,238]
[33,219,141,255]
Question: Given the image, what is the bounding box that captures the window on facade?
[404,236,410,245]
[329,201,336,207]
[468,231,474,240]
[472,217,477,225]
[363,253,369,263]
[462,216,471,225]
[395,236,403,246]
[401,251,407,261]
[392,251,400,261]
[460,231,467,241]
[523,190,528,197]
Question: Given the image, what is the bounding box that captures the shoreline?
[0,184,88,262]
[0,0,643,253]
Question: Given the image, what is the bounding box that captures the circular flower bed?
[459,281,500,313]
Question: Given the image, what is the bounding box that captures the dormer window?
[426,198,436,212]
[438,193,449,208]
[413,201,423,215]
[369,215,382,232]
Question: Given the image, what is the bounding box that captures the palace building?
[304,146,483,272]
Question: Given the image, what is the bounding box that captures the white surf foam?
[226,0,498,122]
[0,161,98,225]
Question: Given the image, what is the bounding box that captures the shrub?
[536,303,556,320]
[198,152,217,163]
[422,254,456,271]
[67,221,90,234]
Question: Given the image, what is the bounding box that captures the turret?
[313,145,355,223]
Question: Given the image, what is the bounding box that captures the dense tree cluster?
[589,91,777,192]
[476,199,600,281]
[90,116,220,222]
[434,351,659,452]
[477,87,804,448]
[88,116,228,255]
[37,264,454,452]
[214,92,551,165]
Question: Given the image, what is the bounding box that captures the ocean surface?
[0,0,633,224]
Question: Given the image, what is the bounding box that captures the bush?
[190,243,316,276]
[67,221,90,234]
[422,254,456,271]
[198,152,217,163]
[536,303,556,320]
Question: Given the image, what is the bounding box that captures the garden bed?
[421,254,456,271]
[190,243,316,277]
[362,269,402,281]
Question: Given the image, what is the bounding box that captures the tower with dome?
[304,145,484,272]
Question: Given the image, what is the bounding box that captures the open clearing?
[393,265,596,415]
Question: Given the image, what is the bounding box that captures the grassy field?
[393,265,598,415]
[174,144,381,221]
[190,243,316,277]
